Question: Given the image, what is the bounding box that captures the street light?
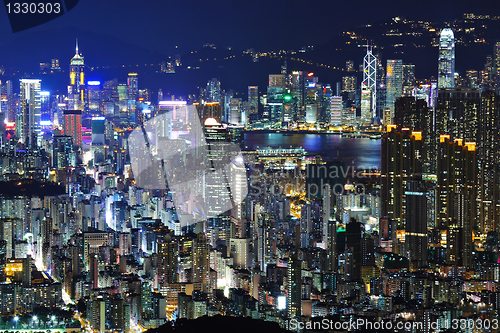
[13,316,18,329]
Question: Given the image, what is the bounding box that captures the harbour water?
[243,132,381,169]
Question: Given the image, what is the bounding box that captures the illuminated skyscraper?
[192,233,209,293]
[360,87,372,125]
[69,39,85,110]
[19,79,41,147]
[438,29,455,89]
[494,42,500,92]
[247,86,258,120]
[477,91,500,233]
[62,110,82,147]
[330,96,342,125]
[402,64,415,96]
[362,46,377,120]
[405,179,427,268]
[206,78,221,103]
[158,234,179,286]
[87,81,101,112]
[127,73,139,101]
[385,59,403,118]
[287,254,301,318]
[381,127,423,228]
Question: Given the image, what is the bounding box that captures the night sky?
[0,0,499,55]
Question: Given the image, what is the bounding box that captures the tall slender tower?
[438,29,455,89]
[362,45,377,121]
[69,39,85,110]
[19,79,41,147]
[385,59,403,119]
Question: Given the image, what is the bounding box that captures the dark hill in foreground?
[145,316,289,333]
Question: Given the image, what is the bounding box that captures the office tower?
[19,79,41,147]
[342,76,357,93]
[282,92,294,124]
[304,76,320,124]
[318,84,332,124]
[438,29,455,89]
[287,254,301,318]
[402,64,415,96]
[267,74,286,124]
[127,73,138,101]
[477,91,500,233]
[405,179,427,268]
[291,71,304,117]
[346,60,354,72]
[69,39,85,110]
[342,107,355,127]
[159,99,186,121]
[305,104,318,124]
[117,83,128,101]
[157,89,163,104]
[330,96,342,125]
[222,90,233,123]
[360,88,372,126]
[206,78,221,102]
[91,116,105,161]
[362,46,377,120]
[247,86,258,121]
[196,102,222,125]
[62,110,82,147]
[229,98,242,125]
[269,74,286,89]
[39,91,50,123]
[203,118,234,220]
[381,127,423,229]
[5,80,12,97]
[51,58,61,71]
[87,81,101,112]
[230,156,246,222]
[341,76,357,125]
[385,59,403,119]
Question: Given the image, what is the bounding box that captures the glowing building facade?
[438,29,455,89]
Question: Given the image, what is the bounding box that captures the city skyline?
[2,4,500,333]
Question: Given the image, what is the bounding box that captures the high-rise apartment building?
[19,79,41,147]
[405,179,428,268]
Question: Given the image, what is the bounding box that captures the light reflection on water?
[244,132,381,169]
